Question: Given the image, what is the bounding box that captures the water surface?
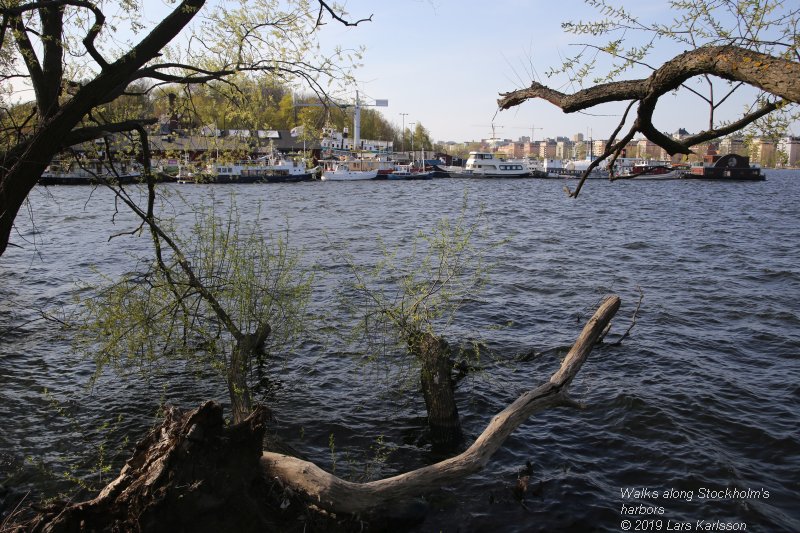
[1,172,798,531]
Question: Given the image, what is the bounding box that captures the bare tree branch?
[499,45,800,159]
[315,0,372,27]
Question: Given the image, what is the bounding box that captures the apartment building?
[556,139,574,159]
[777,136,800,167]
[636,139,664,160]
[539,139,558,159]
[718,137,748,156]
[750,138,777,167]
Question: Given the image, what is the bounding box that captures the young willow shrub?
[339,194,506,452]
[76,198,313,420]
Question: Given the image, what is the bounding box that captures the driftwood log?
[16,295,619,531]
[261,295,620,514]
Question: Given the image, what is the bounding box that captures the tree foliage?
[338,196,503,450]
[76,195,314,421]
[341,197,496,359]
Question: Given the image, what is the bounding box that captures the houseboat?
[682,149,764,181]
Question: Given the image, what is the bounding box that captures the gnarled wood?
[18,402,278,532]
[261,295,621,514]
[497,45,799,160]
[498,45,800,112]
[411,331,463,452]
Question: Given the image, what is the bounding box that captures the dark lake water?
[2,171,799,531]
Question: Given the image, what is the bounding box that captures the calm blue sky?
[315,0,796,143]
[12,0,790,144]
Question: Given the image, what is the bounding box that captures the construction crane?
[472,123,505,145]
[295,91,388,152]
[508,124,543,141]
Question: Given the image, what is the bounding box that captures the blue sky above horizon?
[315,0,797,143]
[9,0,794,144]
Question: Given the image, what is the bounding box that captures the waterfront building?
[523,141,540,158]
[556,139,574,159]
[750,138,777,167]
[508,141,528,158]
[718,136,748,157]
[539,139,558,159]
[777,136,800,167]
[636,138,663,160]
[572,140,587,159]
[591,139,606,158]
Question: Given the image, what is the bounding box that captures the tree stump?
[18,402,278,533]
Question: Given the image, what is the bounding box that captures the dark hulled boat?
[682,148,764,181]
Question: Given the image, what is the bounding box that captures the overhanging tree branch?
[61,118,157,148]
[498,45,800,155]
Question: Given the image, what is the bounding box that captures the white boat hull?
[616,169,684,180]
[321,169,379,181]
[449,169,530,178]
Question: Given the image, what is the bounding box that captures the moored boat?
[320,161,379,181]
[615,162,688,180]
[39,159,144,185]
[681,149,764,181]
[210,152,316,183]
[448,152,530,178]
[387,164,433,180]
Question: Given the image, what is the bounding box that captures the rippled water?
[2,172,799,531]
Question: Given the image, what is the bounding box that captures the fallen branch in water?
[261,295,621,514]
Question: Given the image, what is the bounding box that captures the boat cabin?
[465,152,525,172]
[686,148,763,180]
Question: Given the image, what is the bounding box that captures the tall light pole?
[399,112,408,153]
[346,91,388,155]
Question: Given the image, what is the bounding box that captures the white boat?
[448,152,530,178]
[40,159,143,185]
[542,158,607,179]
[614,161,688,180]
[320,161,378,181]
